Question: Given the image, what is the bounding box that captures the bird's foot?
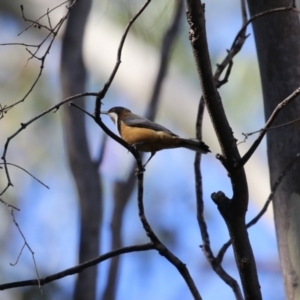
[135,166,145,175]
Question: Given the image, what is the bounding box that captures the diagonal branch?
[0,243,154,291]
[94,0,151,117]
[239,86,300,167]
[135,160,202,300]
[0,92,98,195]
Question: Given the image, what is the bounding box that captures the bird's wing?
[122,114,177,136]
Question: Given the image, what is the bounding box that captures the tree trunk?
[247,1,300,298]
[61,1,102,300]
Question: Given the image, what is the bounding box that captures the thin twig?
[214,0,248,86]
[215,3,300,88]
[1,163,49,189]
[194,100,243,300]
[94,0,152,117]
[70,102,108,166]
[0,198,20,211]
[0,1,77,114]
[239,116,300,144]
[10,243,26,266]
[18,1,70,35]
[93,1,152,163]
[0,92,98,195]
[239,86,300,167]
[10,210,44,297]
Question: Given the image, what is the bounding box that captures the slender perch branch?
[194,101,243,300]
[185,1,261,299]
[0,244,154,290]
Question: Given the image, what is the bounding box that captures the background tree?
[247,1,300,299]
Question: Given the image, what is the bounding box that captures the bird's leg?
[143,151,156,168]
[131,142,156,170]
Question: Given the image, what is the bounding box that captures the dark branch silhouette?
[0,244,154,290]
[239,116,300,144]
[186,1,261,298]
[1,92,98,195]
[194,100,243,300]
[240,86,300,167]
[102,1,184,299]
[94,0,152,117]
[217,151,300,263]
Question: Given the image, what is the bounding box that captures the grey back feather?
[123,114,178,136]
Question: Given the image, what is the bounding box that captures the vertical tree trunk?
[61,1,102,300]
[246,1,300,298]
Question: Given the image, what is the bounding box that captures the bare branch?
[135,163,202,299]
[0,92,98,195]
[18,1,71,35]
[102,2,184,299]
[0,198,19,211]
[239,86,300,167]
[94,1,152,166]
[1,163,49,189]
[10,210,43,297]
[214,0,248,86]
[214,3,300,88]
[94,0,152,117]
[186,1,261,298]
[239,116,300,144]
[90,2,201,295]
[10,243,26,267]
[0,243,154,290]
[194,100,243,300]
[0,1,77,114]
[240,0,248,25]
[217,152,300,263]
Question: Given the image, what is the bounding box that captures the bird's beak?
[100,111,109,115]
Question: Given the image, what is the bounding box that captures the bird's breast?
[119,122,180,152]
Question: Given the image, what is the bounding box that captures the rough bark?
[246,1,300,299]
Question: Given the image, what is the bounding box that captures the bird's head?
[101,106,131,124]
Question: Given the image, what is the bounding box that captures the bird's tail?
[178,138,211,154]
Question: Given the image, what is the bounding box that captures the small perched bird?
[101,106,210,167]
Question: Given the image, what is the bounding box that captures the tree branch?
[0,1,77,114]
[194,101,243,300]
[0,92,97,195]
[102,1,184,299]
[0,244,154,291]
[185,1,261,299]
[239,86,300,167]
[217,152,300,263]
[94,0,151,118]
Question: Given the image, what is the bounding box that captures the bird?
[101,106,210,168]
